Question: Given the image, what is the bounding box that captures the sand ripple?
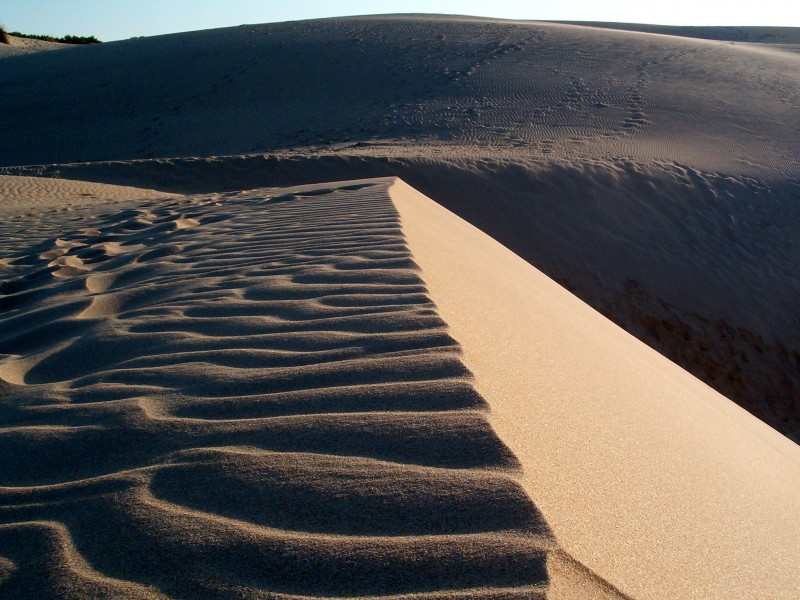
[0,180,557,598]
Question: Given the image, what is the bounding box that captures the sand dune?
[1,17,797,174]
[20,152,799,439]
[0,34,68,57]
[553,22,800,45]
[2,14,799,598]
[1,16,798,439]
[1,179,591,598]
[2,176,797,598]
[0,174,174,213]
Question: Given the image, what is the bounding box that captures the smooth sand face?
[392,179,800,600]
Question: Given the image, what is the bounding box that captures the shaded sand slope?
[393,180,800,600]
[0,17,797,176]
[0,179,615,598]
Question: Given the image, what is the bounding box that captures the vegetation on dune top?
[0,25,101,44]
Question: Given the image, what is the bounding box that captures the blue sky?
[3,1,799,41]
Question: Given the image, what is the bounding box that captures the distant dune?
[0,33,69,56]
[552,22,800,45]
[0,16,797,174]
[1,15,799,599]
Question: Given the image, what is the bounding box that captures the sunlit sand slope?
[0,34,68,57]
[0,174,175,215]
[393,179,800,600]
[0,179,596,598]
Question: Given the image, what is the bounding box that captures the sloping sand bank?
[392,179,800,600]
[2,177,797,598]
[1,17,797,175]
[20,153,800,442]
[3,178,599,598]
[0,34,68,57]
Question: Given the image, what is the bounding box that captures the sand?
[1,14,799,599]
[393,178,800,600]
[0,179,556,598]
[0,34,70,57]
[0,174,175,213]
[2,175,797,597]
[1,17,798,174]
[1,16,798,440]
[553,22,800,45]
